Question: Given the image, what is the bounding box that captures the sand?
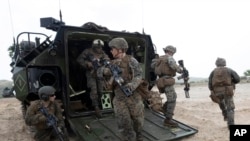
[0,83,249,141]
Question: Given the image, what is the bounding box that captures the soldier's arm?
[208,71,214,90]
[77,50,91,68]
[54,102,65,128]
[168,56,182,73]
[127,57,143,91]
[25,103,46,125]
[150,58,158,69]
[229,68,240,84]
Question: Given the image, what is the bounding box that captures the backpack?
[212,67,231,87]
[154,55,175,76]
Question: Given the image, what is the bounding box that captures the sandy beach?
[0,82,249,141]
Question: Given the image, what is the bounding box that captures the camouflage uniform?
[77,39,109,117]
[208,58,240,128]
[108,37,144,141]
[151,45,182,127]
[25,101,68,141]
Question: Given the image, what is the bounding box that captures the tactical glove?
[36,113,46,122]
[86,62,93,69]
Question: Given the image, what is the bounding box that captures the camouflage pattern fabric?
[214,92,235,125]
[211,67,231,87]
[77,48,109,106]
[25,100,69,141]
[163,85,177,120]
[112,55,144,141]
[153,55,175,76]
[113,93,144,141]
[208,66,240,126]
[163,45,176,54]
[152,53,181,120]
[167,55,182,73]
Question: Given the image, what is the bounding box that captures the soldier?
[105,37,144,141]
[208,57,240,129]
[151,45,183,127]
[25,86,69,141]
[77,39,110,118]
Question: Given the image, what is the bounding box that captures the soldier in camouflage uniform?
[106,37,144,141]
[25,86,69,141]
[77,39,110,118]
[208,58,240,129]
[151,45,183,127]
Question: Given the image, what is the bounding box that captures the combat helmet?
[108,37,128,49]
[38,86,56,101]
[215,57,226,67]
[92,39,104,48]
[163,45,176,54]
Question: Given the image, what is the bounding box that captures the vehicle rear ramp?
[69,109,198,141]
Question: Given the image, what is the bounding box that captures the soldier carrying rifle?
[77,39,110,118]
[103,37,144,141]
[25,86,69,141]
[151,45,184,127]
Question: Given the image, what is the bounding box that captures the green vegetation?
[244,70,250,76]
[8,44,15,58]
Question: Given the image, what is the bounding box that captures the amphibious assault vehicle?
[10,17,197,140]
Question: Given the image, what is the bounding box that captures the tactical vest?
[83,48,108,77]
[154,55,176,76]
[112,55,133,84]
[212,67,231,87]
[25,100,59,130]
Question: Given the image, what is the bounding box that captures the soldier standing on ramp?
[77,39,110,118]
[151,45,183,127]
[104,37,144,141]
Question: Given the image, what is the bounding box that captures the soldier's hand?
[125,83,133,91]
[177,67,183,74]
[57,126,63,134]
[103,68,111,76]
[36,113,46,122]
[86,62,93,69]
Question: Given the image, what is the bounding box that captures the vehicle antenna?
[141,0,145,34]
[58,0,63,22]
[8,0,15,42]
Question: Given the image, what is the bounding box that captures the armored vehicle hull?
[11,17,197,140]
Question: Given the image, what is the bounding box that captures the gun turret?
[40,17,65,31]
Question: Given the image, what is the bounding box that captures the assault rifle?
[177,60,190,98]
[86,53,100,70]
[39,106,64,141]
[86,53,105,96]
[102,59,133,97]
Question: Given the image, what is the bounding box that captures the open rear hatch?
[69,109,198,141]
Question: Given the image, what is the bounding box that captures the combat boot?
[136,132,143,141]
[164,118,178,127]
[223,116,228,121]
[94,106,102,118]
[222,110,227,121]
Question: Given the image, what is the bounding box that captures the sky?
[1,0,250,81]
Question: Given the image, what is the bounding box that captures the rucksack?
[212,67,231,87]
[154,55,175,76]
